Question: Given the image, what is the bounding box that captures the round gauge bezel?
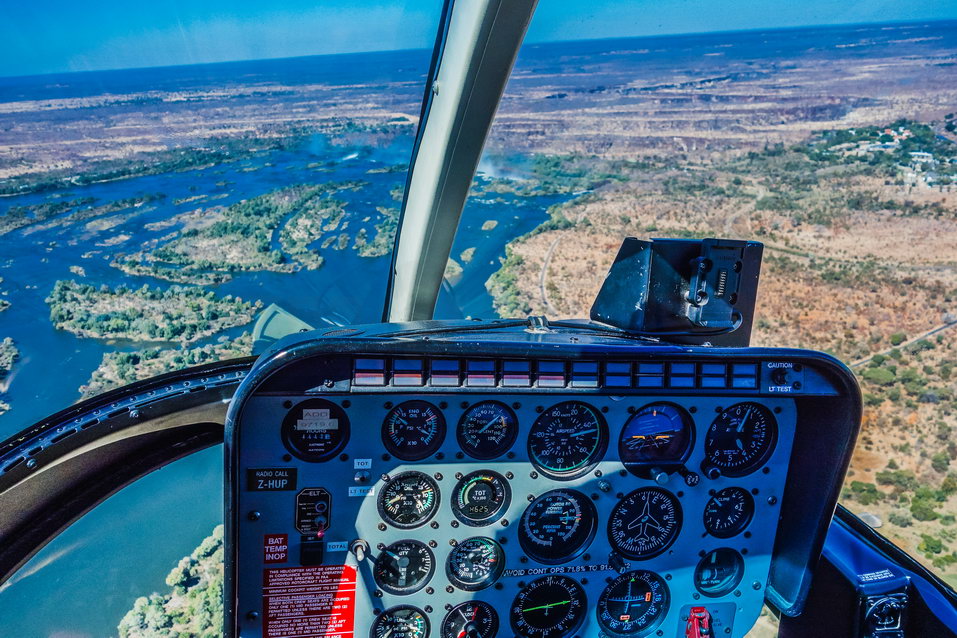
[607,487,683,560]
[527,401,609,480]
[596,570,670,638]
[510,575,588,638]
[377,471,441,530]
[703,401,778,477]
[445,536,506,591]
[518,489,598,565]
[451,470,512,527]
[373,540,435,595]
[618,402,694,472]
[381,400,446,461]
[456,400,519,460]
[280,398,350,463]
[694,547,745,598]
[441,601,499,638]
[703,486,755,538]
[370,605,430,638]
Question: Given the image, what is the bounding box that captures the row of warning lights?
[352,358,760,390]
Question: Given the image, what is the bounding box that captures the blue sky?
[1,0,956,77]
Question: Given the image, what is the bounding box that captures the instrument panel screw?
[455,452,464,459]
[752,581,762,590]
[26,459,37,470]
[512,402,521,409]
[282,400,292,409]
[381,474,391,482]
[377,523,387,532]
[449,538,457,546]
[594,469,603,477]
[246,611,259,621]
[529,471,538,479]
[339,454,349,462]
[424,605,433,613]
[384,402,393,409]
[377,543,386,551]
[689,406,697,414]
[374,590,383,598]
[767,496,778,505]
[494,583,503,590]
[744,531,752,539]
[499,537,507,544]
[436,452,445,460]
[247,511,261,521]
[446,586,454,593]
[520,557,528,564]
[665,573,673,581]
[693,592,700,600]
[535,406,544,413]
[507,452,515,459]
[505,471,514,480]
[580,578,588,585]
[527,494,535,502]
[500,519,509,527]
[450,521,459,528]
[583,554,591,561]
[454,472,463,480]
[431,521,440,529]
[324,380,334,388]
[283,454,292,462]
[734,590,742,597]
[445,604,453,611]
[460,401,469,409]
[130,410,140,419]
[428,540,437,548]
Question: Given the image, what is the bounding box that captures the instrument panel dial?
[280,399,350,462]
[373,540,435,595]
[446,536,505,591]
[619,403,693,471]
[382,400,446,461]
[703,486,754,538]
[452,470,511,527]
[371,606,430,638]
[608,487,682,560]
[518,489,597,565]
[528,401,608,480]
[457,400,519,460]
[377,471,440,529]
[596,570,670,638]
[704,402,777,477]
[510,575,587,638]
[441,601,499,638]
[694,547,745,597]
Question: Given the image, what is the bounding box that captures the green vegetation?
[81,334,253,398]
[1,193,165,236]
[355,206,399,258]
[46,280,261,343]
[116,182,366,282]
[117,525,224,638]
[0,337,18,416]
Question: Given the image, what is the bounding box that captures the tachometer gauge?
[597,570,670,638]
[608,487,682,560]
[619,403,693,471]
[446,536,505,591]
[382,400,446,461]
[703,487,754,538]
[452,470,511,526]
[510,575,587,638]
[528,401,608,480]
[373,540,435,595]
[704,402,777,477]
[518,489,597,564]
[280,399,350,462]
[371,606,430,638]
[457,401,518,460]
[377,471,440,529]
[694,547,745,597]
[441,601,499,638]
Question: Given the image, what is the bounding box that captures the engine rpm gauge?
[371,606,430,638]
[518,489,597,564]
[597,570,670,638]
[704,402,777,477]
[452,470,511,526]
[457,401,519,460]
[441,601,499,638]
[608,487,682,560]
[382,400,446,461]
[510,575,587,638]
[281,399,350,463]
[703,487,754,538]
[377,471,440,529]
[373,540,435,595]
[528,401,608,480]
[619,403,693,471]
[446,536,505,591]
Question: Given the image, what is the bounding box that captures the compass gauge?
[510,575,587,638]
[596,570,670,637]
[608,487,682,560]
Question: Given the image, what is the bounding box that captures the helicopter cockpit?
[1,2,957,638]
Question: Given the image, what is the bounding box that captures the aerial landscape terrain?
[0,18,955,637]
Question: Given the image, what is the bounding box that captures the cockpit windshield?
[0,1,442,432]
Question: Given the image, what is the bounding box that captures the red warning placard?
[263,565,356,638]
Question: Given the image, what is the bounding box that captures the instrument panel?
[226,329,860,638]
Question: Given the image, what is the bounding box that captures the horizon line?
[1,16,954,82]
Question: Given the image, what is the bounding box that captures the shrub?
[888,512,912,528]
[862,367,895,386]
[932,452,951,474]
[890,333,907,346]
[849,481,882,505]
[912,498,940,522]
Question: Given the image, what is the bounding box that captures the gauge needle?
[478,417,500,433]
[382,628,394,638]
[524,600,570,613]
[388,494,404,505]
[736,408,752,433]
[569,428,596,438]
